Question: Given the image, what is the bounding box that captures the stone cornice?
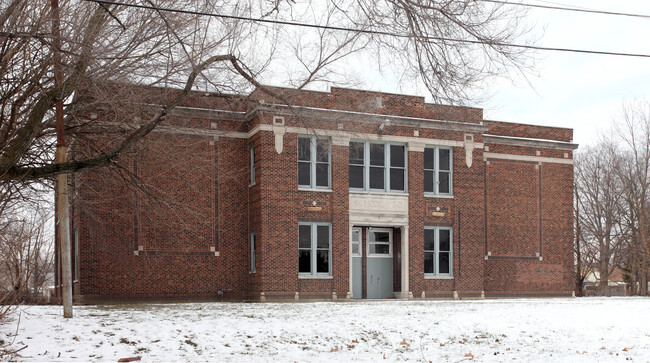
[483,134,578,151]
[249,104,488,134]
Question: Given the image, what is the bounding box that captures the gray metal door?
[351,228,362,299]
[366,228,393,299]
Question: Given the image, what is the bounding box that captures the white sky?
[476,0,650,148]
[333,1,650,148]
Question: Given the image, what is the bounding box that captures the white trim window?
[351,228,362,257]
[424,227,453,277]
[349,141,406,192]
[298,136,331,189]
[424,147,452,196]
[250,145,256,185]
[367,228,393,257]
[250,231,256,273]
[298,222,332,276]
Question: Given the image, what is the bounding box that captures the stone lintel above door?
[349,192,409,226]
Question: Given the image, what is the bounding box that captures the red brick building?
[68,86,577,302]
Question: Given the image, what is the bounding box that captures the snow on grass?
[1,297,649,362]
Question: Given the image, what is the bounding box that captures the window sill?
[298,187,333,193]
[298,275,333,279]
[424,275,454,279]
[349,190,409,197]
[424,194,453,199]
[249,183,256,188]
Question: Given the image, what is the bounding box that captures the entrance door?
[351,228,362,299]
[366,228,393,299]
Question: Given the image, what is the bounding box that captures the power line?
[85,0,650,58]
[479,0,650,19]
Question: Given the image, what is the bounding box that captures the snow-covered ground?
[1,297,649,362]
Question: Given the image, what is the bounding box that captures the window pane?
[424,229,435,251]
[298,162,310,186]
[299,225,311,249]
[369,167,384,189]
[316,250,329,273]
[439,229,451,251]
[424,252,434,274]
[424,170,434,193]
[317,225,329,249]
[316,139,329,162]
[352,242,360,256]
[299,250,311,273]
[375,243,390,254]
[316,163,329,187]
[374,232,390,242]
[424,148,435,170]
[390,145,405,167]
[390,168,404,191]
[298,138,311,161]
[349,165,364,188]
[439,252,450,274]
[349,142,364,165]
[439,171,450,194]
[369,144,385,166]
[439,149,450,171]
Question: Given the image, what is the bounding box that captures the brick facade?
[67,86,577,302]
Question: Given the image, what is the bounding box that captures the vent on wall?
[273,116,285,126]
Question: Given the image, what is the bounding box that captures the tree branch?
[2,54,234,181]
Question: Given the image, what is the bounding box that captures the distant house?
[57,86,578,302]
[583,268,628,296]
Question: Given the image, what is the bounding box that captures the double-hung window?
[349,141,406,192]
[298,137,331,189]
[424,147,452,195]
[298,222,332,276]
[424,227,453,277]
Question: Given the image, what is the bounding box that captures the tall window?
[424,227,453,277]
[250,145,256,185]
[298,137,331,189]
[298,222,332,276]
[250,232,256,273]
[349,141,406,192]
[424,147,452,195]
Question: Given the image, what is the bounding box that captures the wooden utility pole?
[51,0,73,318]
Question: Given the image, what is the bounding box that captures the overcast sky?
[341,1,650,148]
[479,0,650,147]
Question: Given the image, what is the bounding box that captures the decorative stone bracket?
[273,125,286,154]
[464,134,475,168]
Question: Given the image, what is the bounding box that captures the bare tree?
[1,0,533,185]
[614,101,650,296]
[574,142,627,296]
[0,0,534,318]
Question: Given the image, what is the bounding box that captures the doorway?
[366,228,393,299]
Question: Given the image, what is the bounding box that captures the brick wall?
[70,85,575,302]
